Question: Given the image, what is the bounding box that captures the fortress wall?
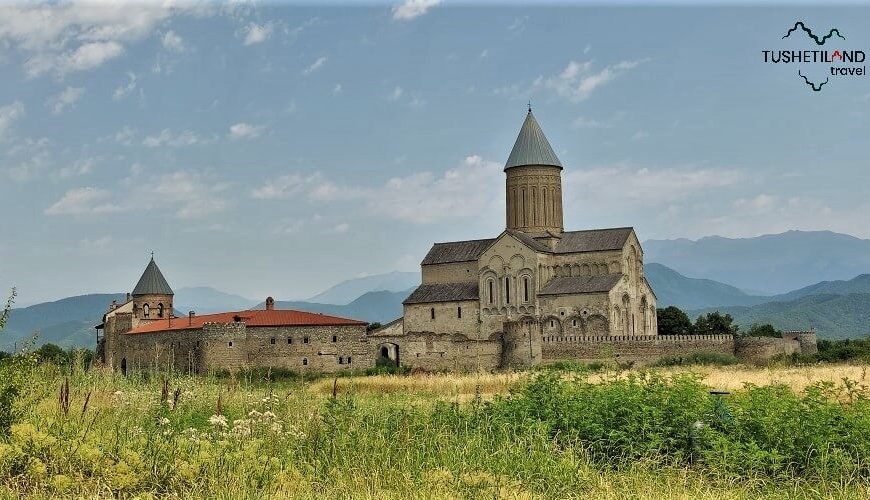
[734,336,800,363]
[378,332,502,372]
[240,324,371,373]
[541,334,736,365]
[117,327,202,374]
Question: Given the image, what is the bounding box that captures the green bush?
[650,352,739,367]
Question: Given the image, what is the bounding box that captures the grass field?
[1,361,869,498]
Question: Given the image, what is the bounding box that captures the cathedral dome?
[504,109,562,171]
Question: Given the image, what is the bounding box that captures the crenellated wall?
[540,334,736,365]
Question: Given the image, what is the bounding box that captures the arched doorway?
[376,343,400,367]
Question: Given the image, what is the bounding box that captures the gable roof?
[505,229,552,253]
[126,308,366,334]
[552,227,634,254]
[403,282,479,305]
[420,227,635,266]
[504,110,562,171]
[132,257,174,296]
[538,274,623,296]
[421,238,495,265]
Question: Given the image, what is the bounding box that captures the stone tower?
[131,256,174,321]
[504,109,564,234]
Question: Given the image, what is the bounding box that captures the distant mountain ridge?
[307,271,419,305]
[644,230,870,294]
[644,263,767,309]
[689,293,870,340]
[260,289,412,324]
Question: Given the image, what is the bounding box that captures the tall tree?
[657,306,694,335]
[694,311,739,336]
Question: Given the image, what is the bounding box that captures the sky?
[0,1,869,305]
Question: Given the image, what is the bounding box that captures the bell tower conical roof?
[132,256,174,296]
[504,109,562,171]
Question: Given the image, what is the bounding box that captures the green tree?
[366,322,383,333]
[694,311,739,336]
[745,323,782,338]
[35,343,69,365]
[656,306,694,336]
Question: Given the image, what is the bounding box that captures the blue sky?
[1,1,869,305]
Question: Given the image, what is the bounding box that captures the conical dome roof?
[132,257,174,296]
[504,110,562,171]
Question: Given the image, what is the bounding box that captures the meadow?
[1,358,869,499]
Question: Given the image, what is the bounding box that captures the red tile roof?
[126,309,366,334]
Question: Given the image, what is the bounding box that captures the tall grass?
[0,362,868,498]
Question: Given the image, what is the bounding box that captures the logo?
[762,21,865,92]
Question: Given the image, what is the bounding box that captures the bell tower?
[504,108,564,234]
[131,255,174,322]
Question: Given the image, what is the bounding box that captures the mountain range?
[644,230,870,295]
[2,231,869,349]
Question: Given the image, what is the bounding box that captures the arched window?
[523,277,530,302]
[430,307,435,320]
[157,303,164,318]
[488,280,494,304]
[143,304,150,318]
[457,306,462,319]
[302,358,308,366]
[505,277,511,304]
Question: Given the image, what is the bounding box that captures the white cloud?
[388,86,404,101]
[161,30,185,52]
[480,49,488,58]
[150,171,228,219]
[228,122,264,140]
[143,128,212,147]
[113,72,137,100]
[507,16,528,32]
[631,131,650,141]
[572,116,611,129]
[251,173,323,200]
[564,164,742,208]
[332,84,343,95]
[541,59,647,103]
[0,101,25,139]
[45,187,121,215]
[56,158,94,179]
[329,222,350,234]
[46,86,85,114]
[26,41,125,77]
[243,22,273,45]
[302,56,327,76]
[0,2,202,77]
[112,126,136,145]
[392,0,441,21]
[266,155,503,224]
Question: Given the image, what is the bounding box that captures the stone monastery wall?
[540,334,736,365]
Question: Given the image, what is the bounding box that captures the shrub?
[744,323,782,338]
[650,352,739,367]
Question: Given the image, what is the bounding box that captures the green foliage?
[657,306,694,335]
[366,322,383,332]
[744,323,782,338]
[815,337,870,363]
[694,311,739,336]
[650,352,739,367]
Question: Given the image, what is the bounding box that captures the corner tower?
[505,109,564,234]
[131,256,174,321]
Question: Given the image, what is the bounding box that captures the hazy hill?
[644,263,768,309]
[263,288,412,324]
[689,293,870,340]
[174,287,257,314]
[307,271,419,305]
[1,293,125,350]
[644,230,870,294]
[772,274,870,302]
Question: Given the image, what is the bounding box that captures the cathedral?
[398,109,658,341]
[98,110,812,374]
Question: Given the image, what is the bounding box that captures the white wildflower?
[158,417,170,426]
[209,414,228,428]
